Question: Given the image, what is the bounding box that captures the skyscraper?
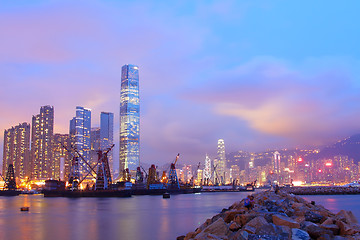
[273,151,281,174]
[3,123,30,179]
[69,106,91,165]
[203,154,211,182]
[31,105,54,179]
[217,139,226,184]
[53,134,71,180]
[100,112,114,174]
[119,64,140,178]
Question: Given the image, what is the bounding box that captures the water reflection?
[0,192,253,240]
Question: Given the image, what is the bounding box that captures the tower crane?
[167,153,180,190]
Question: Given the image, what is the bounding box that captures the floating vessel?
[0,190,21,196]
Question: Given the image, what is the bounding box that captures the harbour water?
[1,192,360,240]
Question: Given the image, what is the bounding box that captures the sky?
[1,0,360,170]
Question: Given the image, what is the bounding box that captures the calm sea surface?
[1,192,360,240]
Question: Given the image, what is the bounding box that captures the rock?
[246,216,268,229]
[291,228,310,240]
[263,212,287,223]
[320,224,339,235]
[255,223,278,235]
[201,217,229,237]
[229,230,248,240]
[336,220,360,235]
[304,224,333,239]
[242,225,256,234]
[224,210,243,223]
[273,214,300,228]
[228,221,241,232]
[304,211,323,223]
[293,206,308,217]
[195,233,224,240]
[184,231,196,240]
[333,236,347,240]
[335,210,358,224]
[234,213,257,226]
[294,216,305,224]
[317,234,332,240]
[321,217,335,225]
[198,218,212,231]
[248,234,283,240]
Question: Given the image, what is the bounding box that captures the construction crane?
[167,153,180,190]
[63,144,114,191]
[4,164,16,190]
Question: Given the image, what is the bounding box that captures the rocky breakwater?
[178,190,360,240]
[284,186,360,195]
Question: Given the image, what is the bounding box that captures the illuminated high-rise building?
[3,123,30,179]
[100,112,114,174]
[90,127,101,165]
[69,106,91,165]
[31,105,54,179]
[217,139,226,184]
[203,154,211,181]
[53,134,71,180]
[273,151,281,174]
[119,64,140,178]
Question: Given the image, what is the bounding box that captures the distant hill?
[308,134,360,163]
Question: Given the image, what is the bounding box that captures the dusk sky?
[1,1,360,169]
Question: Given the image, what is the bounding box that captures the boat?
[20,207,29,211]
[0,190,21,196]
[245,184,255,191]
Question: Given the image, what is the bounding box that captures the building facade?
[90,127,101,165]
[203,154,211,183]
[216,139,226,184]
[70,106,91,164]
[31,105,54,179]
[119,64,140,178]
[100,112,114,174]
[53,134,71,181]
[3,122,31,179]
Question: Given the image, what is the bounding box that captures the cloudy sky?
[1,0,360,169]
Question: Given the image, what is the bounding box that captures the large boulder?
[224,210,243,223]
[335,210,358,224]
[242,225,256,234]
[304,224,333,239]
[228,221,241,232]
[273,214,301,228]
[305,211,324,223]
[320,224,339,235]
[336,220,360,236]
[246,216,268,229]
[292,228,311,240]
[196,217,229,239]
[234,213,258,226]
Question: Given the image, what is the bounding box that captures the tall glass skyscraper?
[120,64,140,178]
[69,106,91,165]
[217,139,226,184]
[100,112,114,174]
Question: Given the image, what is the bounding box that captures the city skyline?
[1,1,360,168]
